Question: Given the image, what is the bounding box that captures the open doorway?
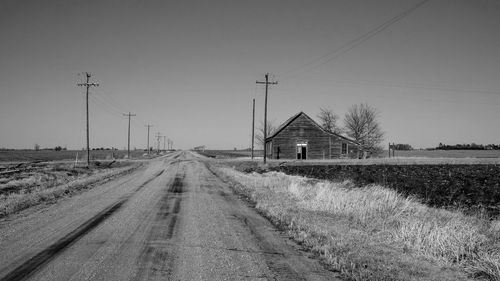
[296,142,307,159]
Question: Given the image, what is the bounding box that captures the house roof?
[266,111,360,145]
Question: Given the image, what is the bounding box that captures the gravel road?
[0,151,340,281]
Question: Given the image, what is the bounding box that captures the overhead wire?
[90,93,125,116]
[278,0,431,80]
[276,81,500,106]
[88,93,124,119]
[284,75,500,96]
[272,0,500,106]
[329,79,500,96]
[89,91,145,129]
[92,88,130,115]
[91,87,152,128]
[76,74,158,149]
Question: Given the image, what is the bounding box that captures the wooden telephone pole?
[145,124,153,154]
[123,112,136,159]
[77,73,99,167]
[256,73,278,164]
[155,132,161,153]
[251,98,255,159]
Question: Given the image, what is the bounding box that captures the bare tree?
[344,103,384,152]
[317,107,343,134]
[255,120,276,149]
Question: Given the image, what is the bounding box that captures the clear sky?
[1,0,499,150]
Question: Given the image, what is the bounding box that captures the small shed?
[265,112,360,160]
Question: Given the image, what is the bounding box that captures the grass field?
[195,150,263,159]
[386,149,500,158]
[198,149,500,165]
[203,149,500,279]
[215,167,500,281]
[0,161,138,218]
[0,149,157,162]
[272,164,500,218]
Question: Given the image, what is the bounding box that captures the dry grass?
[0,164,138,218]
[217,168,500,280]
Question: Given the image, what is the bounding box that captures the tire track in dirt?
[201,161,337,281]
[133,170,185,280]
[0,169,166,281]
[135,170,164,192]
[1,199,126,281]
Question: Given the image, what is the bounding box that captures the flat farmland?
[387,149,500,158]
[198,149,500,162]
[204,151,500,217]
[0,161,138,218]
[0,150,151,163]
[195,149,263,159]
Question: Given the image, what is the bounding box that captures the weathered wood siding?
[267,114,358,159]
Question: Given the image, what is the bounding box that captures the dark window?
[342,143,348,154]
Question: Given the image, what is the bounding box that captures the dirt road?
[0,151,340,281]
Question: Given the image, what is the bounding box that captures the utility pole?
[123,112,136,159]
[77,72,99,167]
[145,124,153,154]
[163,136,166,151]
[155,132,161,153]
[251,98,255,160]
[256,73,278,164]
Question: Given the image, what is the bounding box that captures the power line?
[279,0,431,80]
[328,79,500,96]
[281,75,500,95]
[93,88,131,115]
[145,124,153,154]
[88,94,124,119]
[168,139,173,150]
[77,72,99,167]
[93,88,149,127]
[251,98,255,159]
[123,112,136,159]
[256,73,278,164]
[92,91,126,114]
[77,77,159,156]
[155,132,162,154]
[91,89,149,129]
[132,118,146,128]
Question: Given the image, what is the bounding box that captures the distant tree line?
[33,144,67,151]
[1,146,69,151]
[90,147,119,151]
[436,143,500,150]
[390,143,413,150]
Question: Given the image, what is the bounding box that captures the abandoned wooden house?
[265,112,360,160]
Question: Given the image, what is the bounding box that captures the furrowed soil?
[268,164,500,217]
